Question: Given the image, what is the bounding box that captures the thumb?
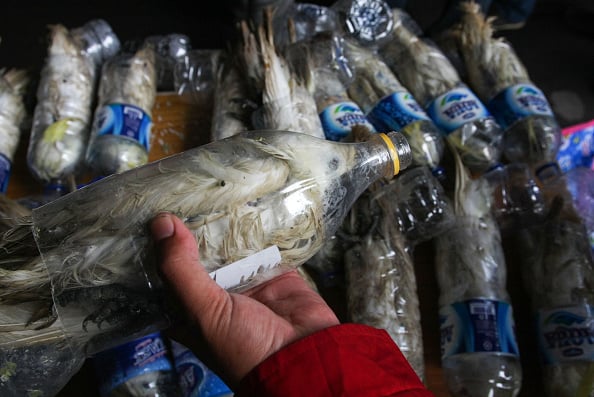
[150,212,225,319]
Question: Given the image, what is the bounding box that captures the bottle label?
[171,340,232,397]
[536,304,594,365]
[367,91,430,132]
[93,332,174,396]
[319,101,376,141]
[0,153,12,193]
[426,86,490,133]
[94,103,152,151]
[439,298,520,359]
[487,83,554,130]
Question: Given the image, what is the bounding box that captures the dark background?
[1,1,593,396]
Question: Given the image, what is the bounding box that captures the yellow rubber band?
[378,133,400,175]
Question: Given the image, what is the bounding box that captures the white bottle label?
[537,304,594,365]
[439,298,520,359]
[319,101,376,141]
[426,86,490,134]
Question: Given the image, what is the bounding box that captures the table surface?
[5,92,544,397]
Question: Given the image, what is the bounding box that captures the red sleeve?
[235,323,434,397]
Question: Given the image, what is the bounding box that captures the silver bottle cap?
[342,0,394,46]
[73,19,121,64]
[148,34,191,60]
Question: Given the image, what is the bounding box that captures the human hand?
[150,212,340,389]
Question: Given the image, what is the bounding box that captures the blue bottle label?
[319,101,376,141]
[426,86,490,133]
[536,304,594,365]
[94,103,152,151]
[0,153,12,193]
[93,332,174,396]
[367,91,430,132]
[439,298,520,359]
[487,83,554,130]
[172,341,232,397]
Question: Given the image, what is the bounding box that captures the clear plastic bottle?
[146,33,191,91]
[92,332,181,397]
[376,8,504,175]
[85,41,158,177]
[71,19,121,69]
[16,129,412,355]
[524,220,594,397]
[436,215,522,397]
[27,20,120,191]
[385,165,454,243]
[435,153,522,397]
[344,186,426,381]
[285,32,377,142]
[452,2,561,170]
[515,164,594,397]
[483,162,547,232]
[342,37,445,177]
[0,68,29,193]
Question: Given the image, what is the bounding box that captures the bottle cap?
[340,0,394,46]
[382,131,412,175]
[148,34,191,60]
[73,19,121,65]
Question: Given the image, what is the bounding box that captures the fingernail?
[151,212,175,242]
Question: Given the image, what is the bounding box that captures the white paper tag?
[209,246,282,290]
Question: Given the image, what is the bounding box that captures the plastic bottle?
[146,33,191,91]
[0,68,29,193]
[483,162,547,232]
[388,165,454,243]
[436,214,522,397]
[451,2,561,170]
[515,163,594,397]
[71,19,122,69]
[492,93,561,169]
[15,129,412,356]
[285,32,377,142]
[343,185,426,381]
[85,40,158,177]
[92,332,181,397]
[342,37,446,177]
[435,155,522,397]
[376,7,504,175]
[27,20,119,194]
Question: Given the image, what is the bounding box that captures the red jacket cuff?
[236,323,434,397]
